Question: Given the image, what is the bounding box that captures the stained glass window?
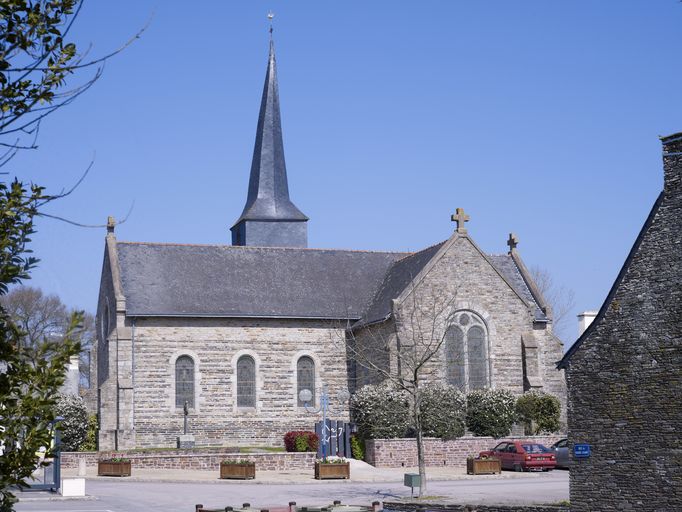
[446,326,466,390]
[237,355,256,407]
[175,355,195,408]
[446,312,489,391]
[297,356,315,406]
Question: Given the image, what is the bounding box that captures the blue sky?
[9,1,682,345]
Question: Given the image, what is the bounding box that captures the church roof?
[113,238,547,323]
[116,242,405,319]
[232,39,307,227]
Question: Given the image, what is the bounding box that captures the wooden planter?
[220,463,256,480]
[314,462,350,480]
[467,458,501,475]
[98,460,131,477]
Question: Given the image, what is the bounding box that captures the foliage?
[349,434,364,461]
[420,383,466,440]
[55,394,88,451]
[316,456,348,464]
[466,389,517,438]
[515,390,561,435]
[220,459,253,466]
[350,383,411,439]
[0,181,82,510]
[98,456,129,463]
[283,431,319,452]
[79,413,97,451]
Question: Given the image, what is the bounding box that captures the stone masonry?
[560,132,682,511]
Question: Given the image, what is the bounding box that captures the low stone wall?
[61,449,315,471]
[384,503,569,512]
[366,436,563,468]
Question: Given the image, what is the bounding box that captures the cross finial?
[267,11,274,36]
[451,208,470,233]
[107,216,116,234]
[507,232,518,253]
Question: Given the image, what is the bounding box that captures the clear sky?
[9,1,682,345]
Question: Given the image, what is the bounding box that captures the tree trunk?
[414,393,427,497]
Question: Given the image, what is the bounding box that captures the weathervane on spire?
[267,11,274,36]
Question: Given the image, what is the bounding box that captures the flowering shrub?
[55,394,89,452]
[420,384,466,440]
[283,431,319,452]
[466,389,517,438]
[350,383,411,439]
[515,390,561,435]
[316,456,348,464]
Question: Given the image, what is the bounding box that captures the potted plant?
[98,455,132,477]
[314,457,350,480]
[466,454,501,475]
[220,459,256,480]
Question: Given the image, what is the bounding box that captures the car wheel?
[514,464,523,472]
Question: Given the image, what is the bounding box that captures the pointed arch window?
[237,355,256,407]
[445,311,489,391]
[175,355,195,408]
[297,356,315,406]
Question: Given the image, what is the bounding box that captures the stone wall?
[564,134,682,511]
[61,449,314,471]
[128,317,350,449]
[365,435,563,468]
[384,503,569,512]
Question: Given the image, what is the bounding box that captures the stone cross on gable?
[107,216,116,234]
[451,208,470,233]
[507,233,518,253]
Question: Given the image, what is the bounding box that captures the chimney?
[577,311,598,336]
[661,131,682,196]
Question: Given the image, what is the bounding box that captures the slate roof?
[488,254,548,322]
[116,242,406,319]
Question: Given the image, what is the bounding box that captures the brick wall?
[61,449,315,471]
[365,436,563,468]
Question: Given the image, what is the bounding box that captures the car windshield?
[522,444,550,454]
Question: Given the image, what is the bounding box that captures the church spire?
[231,27,309,248]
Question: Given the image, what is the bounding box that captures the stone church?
[96,38,566,450]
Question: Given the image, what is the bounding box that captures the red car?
[479,441,556,472]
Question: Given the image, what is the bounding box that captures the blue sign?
[574,443,591,458]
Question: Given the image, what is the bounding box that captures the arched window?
[445,311,489,391]
[175,355,195,408]
[297,356,315,406]
[237,355,256,407]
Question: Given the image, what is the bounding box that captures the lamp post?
[299,385,350,460]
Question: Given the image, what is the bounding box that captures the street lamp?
[299,384,350,460]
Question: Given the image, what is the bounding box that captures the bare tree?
[344,283,459,497]
[530,265,575,342]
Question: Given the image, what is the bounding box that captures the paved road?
[15,472,568,512]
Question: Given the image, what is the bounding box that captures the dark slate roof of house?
[358,242,446,326]
[558,191,665,369]
[487,254,548,322]
[116,242,406,319]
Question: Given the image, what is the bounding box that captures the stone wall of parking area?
[366,435,563,468]
[384,503,569,512]
[61,449,315,471]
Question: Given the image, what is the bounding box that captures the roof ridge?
[116,240,412,255]
[393,239,447,262]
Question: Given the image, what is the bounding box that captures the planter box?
[467,458,501,475]
[97,461,131,477]
[314,462,350,480]
[220,463,256,480]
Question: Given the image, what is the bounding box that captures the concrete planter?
[314,462,350,480]
[97,460,131,477]
[467,458,501,475]
[220,462,256,480]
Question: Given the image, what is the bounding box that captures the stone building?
[96,38,566,450]
[558,132,682,511]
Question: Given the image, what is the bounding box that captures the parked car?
[479,441,556,472]
[551,438,570,469]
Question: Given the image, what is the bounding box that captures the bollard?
[372,502,381,512]
[289,502,297,512]
[196,506,203,512]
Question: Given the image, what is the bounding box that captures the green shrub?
[78,414,98,451]
[350,383,411,439]
[294,435,308,452]
[420,384,466,440]
[350,434,365,460]
[466,389,517,438]
[516,391,561,435]
[55,394,89,452]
